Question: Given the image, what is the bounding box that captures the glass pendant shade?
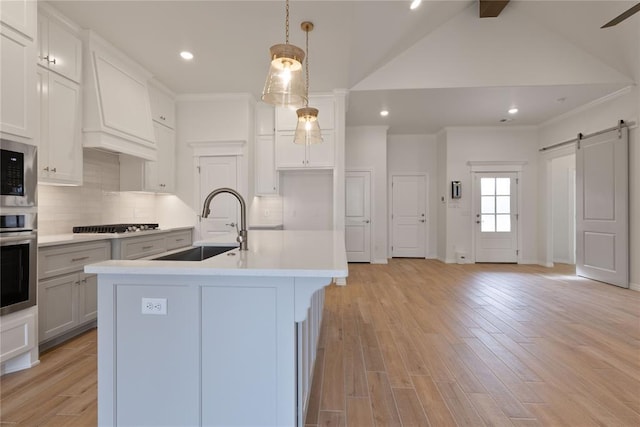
[294,107,322,145]
[262,44,307,108]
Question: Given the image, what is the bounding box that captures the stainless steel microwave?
[1,139,37,208]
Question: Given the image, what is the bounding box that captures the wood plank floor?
[1,260,639,426]
[305,260,640,427]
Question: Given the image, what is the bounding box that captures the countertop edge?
[38,226,194,247]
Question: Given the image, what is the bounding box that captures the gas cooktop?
[72,223,159,234]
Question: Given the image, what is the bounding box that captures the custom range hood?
[81,31,157,161]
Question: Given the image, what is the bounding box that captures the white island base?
[87,231,348,427]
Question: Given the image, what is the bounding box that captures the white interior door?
[576,127,628,288]
[345,171,371,263]
[199,156,238,238]
[391,175,426,258]
[474,173,518,263]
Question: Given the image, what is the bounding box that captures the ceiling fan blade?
[601,2,640,28]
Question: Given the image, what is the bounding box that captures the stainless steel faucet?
[201,187,248,251]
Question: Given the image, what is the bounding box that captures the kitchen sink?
[152,246,236,261]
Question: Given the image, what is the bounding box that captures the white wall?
[281,170,333,230]
[538,87,639,289]
[442,127,539,263]
[345,126,388,263]
[551,154,575,264]
[387,134,438,258]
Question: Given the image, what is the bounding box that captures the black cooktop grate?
[72,223,159,233]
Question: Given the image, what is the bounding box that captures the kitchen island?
[85,230,348,427]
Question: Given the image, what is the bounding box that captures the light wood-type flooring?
[1,260,639,426]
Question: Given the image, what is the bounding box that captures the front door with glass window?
[474,173,518,263]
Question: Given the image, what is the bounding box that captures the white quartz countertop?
[85,230,348,278]
[38,226,194,247]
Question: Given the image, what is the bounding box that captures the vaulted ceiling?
[50,0,639,134]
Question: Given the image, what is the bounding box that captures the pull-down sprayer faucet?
[201,187,248,251]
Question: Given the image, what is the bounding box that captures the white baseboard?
[334,277,347,286]
[630,282,640,292]
[372,258,388,265]
[519,259,540,265]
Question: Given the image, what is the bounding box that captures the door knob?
[476,220,480,224]
[419,219,425,223]
[363,220,370,223]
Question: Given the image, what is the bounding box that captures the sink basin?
[152,246,236,261]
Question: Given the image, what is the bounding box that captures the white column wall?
[387,134,438,258]
[436,130,447,262]
[551,154,576,264]
[345,126,389,263]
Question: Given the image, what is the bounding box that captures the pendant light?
[294,21,322,145]
[262,0,306,108]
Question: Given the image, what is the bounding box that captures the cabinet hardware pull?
[142,245,153,250]
[44,55,56,64]
[71,256,90,262]
[43,166,49,171]
[51,167,57,172]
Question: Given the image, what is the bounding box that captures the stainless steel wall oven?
[1,213,37,315]
[1,139,37,316]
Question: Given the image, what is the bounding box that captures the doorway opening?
[551,154,576,265]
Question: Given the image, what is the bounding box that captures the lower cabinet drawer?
[39,241,111,280]
[119,236,167,260]
[166,230,192,250]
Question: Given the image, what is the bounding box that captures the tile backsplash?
[38,149,159,235]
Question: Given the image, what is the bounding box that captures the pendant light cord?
[305,27,309,107]
[285,0,290,44]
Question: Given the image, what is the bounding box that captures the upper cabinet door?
[45,17,82,82]
[0,0,36,40]
[0,25,36,141]
[149,83,175,129]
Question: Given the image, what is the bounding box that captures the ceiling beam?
[479,0,510,18]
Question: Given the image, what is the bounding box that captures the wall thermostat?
[451,181,461,199]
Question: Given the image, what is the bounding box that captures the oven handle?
[0,233,37,245]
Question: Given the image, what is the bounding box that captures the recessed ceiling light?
[180,51,194,60]
[410,0,422,10]
[380,110,389,117]
[508,107,519,115]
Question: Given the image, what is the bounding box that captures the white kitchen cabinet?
[38,240,111,347]
[39,273,78,342]
[0,23,36,142]
[255,135,278,195]
[37,66,82,185]
[166,229,193,250]
[111,229,193,260]
[0,307,37,373]
[0,0,36,40]
[39,271,98,343]
[254,103,278,195]
[82,30,156,161]
[149,81,175,129]
[275,131,334,169]
[120,122,175,193]
[256,103,275,135]
[37,7,82,83]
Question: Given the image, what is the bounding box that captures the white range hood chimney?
[81,30,157,161]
